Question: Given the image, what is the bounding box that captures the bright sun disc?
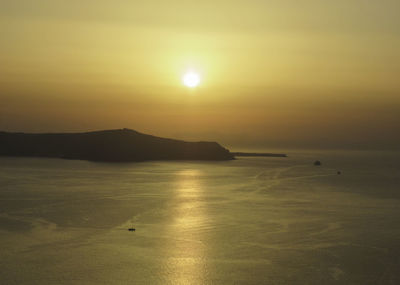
[182,71,200,88]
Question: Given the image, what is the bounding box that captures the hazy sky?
[1,0,399,150]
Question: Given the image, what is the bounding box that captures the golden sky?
[1,0,399,149]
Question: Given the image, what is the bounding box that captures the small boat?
[128,228,136,231]
[314,160,321,166]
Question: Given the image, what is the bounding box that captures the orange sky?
[1,0,399,150]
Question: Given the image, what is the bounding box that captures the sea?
[0,150,399,284]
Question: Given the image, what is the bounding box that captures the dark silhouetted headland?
[0,129,234,162]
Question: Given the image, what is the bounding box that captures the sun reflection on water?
[162,168,209,284]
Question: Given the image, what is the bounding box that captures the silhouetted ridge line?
[0,129,234,162]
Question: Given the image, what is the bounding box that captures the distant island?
[0,129,288,162]
[232,152,287,157]
[0,129,234,162]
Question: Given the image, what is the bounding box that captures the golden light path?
[163,169,208,284]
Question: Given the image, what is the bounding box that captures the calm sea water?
[0,151,399,284]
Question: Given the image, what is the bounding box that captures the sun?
[182,71,200,88]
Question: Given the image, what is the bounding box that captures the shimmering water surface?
[1,151,400,284]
